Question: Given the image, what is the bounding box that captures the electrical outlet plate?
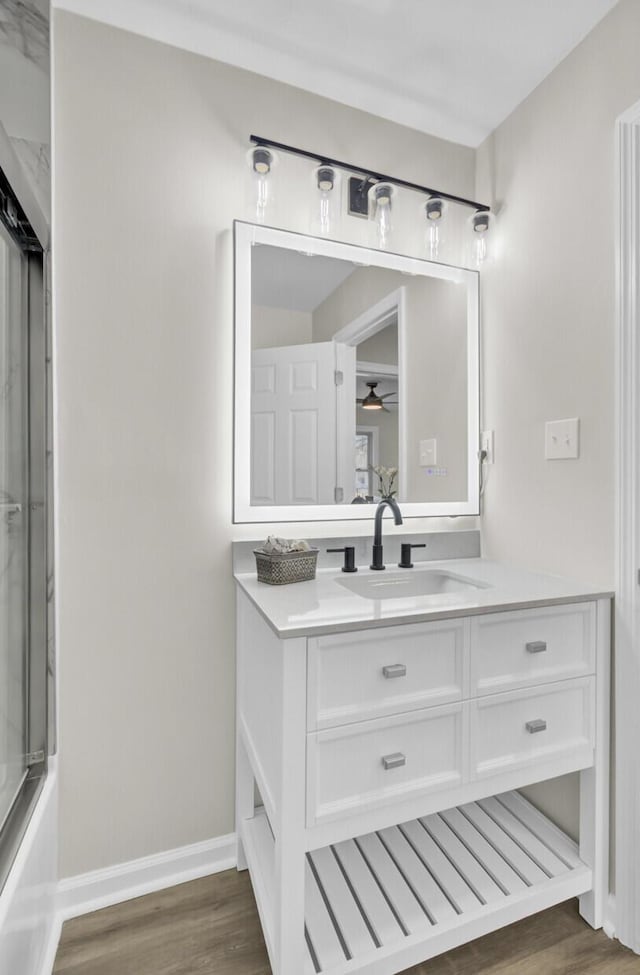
[545,418,580,459]
[481,430,495,464]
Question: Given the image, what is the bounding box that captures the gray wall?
[251,305,313,350]
[477,0,640,839]
[53,11,476,877]
[54,0,636,877]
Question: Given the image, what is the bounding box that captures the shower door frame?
[0,170,49,895]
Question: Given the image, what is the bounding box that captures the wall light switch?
[419,438,437,466]
[545,418,580,459]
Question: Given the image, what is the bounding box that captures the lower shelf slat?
[355,832,431,937]
[306,859,346,972]
[309,846,376,958]
[457,801,550,886]
[438,805,528,894]
[332,839,405,948]
[399,818,482,914]
[245,790,591,975]
[477,796,571,877]
[418,812,505,906]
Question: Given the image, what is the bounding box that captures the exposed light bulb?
[247,146,277,223]
[368,182,395,250]
[470,210,492,266]
[311,165,340,237]
[425,196,445,260]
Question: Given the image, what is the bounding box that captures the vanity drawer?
[469,677,595,780]
[307,703,465,825]
[307,619,467,731]
[470,602,595,696]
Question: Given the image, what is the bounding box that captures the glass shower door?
[0,222,28,832]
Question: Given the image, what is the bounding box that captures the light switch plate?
[419,438,437,466]
[545,418,580,459]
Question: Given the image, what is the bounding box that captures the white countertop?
[234,558,613,638]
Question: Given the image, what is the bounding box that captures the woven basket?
[254,548,318,585]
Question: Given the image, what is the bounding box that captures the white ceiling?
[252,245,355,312]
[54,0,619,146]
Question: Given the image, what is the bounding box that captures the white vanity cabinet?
[235,585,610,975]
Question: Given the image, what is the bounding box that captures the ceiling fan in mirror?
[357,381,398,412]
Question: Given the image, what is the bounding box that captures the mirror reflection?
[247,234,475,510]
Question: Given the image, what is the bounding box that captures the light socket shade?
[425,196,446,259]
[470,209,493,265]
[247,146,278,222]
[311,164,340,237]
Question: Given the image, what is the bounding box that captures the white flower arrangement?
[371,465,398,499]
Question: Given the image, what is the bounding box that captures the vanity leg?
[579,598,611,928]
[274,838,307,974]
[273,637,308,975]
[235,731,253,872]
[235,598,255,873]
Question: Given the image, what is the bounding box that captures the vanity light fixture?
[311,164,340,237]
[425,196,445,260]
[246,145,277,223]
[368,182,395,250]
[247,135,491,261]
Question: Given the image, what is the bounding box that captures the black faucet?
[370,498,403,570]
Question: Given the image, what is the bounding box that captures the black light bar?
[249,134,490,214]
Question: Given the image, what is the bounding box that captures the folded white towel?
[261,535,311,554]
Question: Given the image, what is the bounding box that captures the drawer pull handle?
[526,641,547,654]
[382,664,407,679]
[526,719,547,734]
[382,752,406,770]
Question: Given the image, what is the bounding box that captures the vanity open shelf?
[235,559,611,975]
[242,790,590,975]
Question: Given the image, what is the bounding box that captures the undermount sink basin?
[337,569,489,600]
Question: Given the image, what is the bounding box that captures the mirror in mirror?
[234,222,479,523]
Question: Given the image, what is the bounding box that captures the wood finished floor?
[53,869,640,975]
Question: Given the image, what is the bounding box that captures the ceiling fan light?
[360,381,385,410]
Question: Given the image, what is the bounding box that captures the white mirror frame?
[234,220,480,523]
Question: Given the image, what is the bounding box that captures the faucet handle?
[398,542,426,569]
[327,547,357,573]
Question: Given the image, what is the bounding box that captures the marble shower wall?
[0,0,49,69]
[0,0,50,213]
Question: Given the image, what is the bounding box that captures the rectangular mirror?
[234,221,479,523]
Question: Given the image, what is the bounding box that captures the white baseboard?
[603,893,617,940]
[58,832,237,920]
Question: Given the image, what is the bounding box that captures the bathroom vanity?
[234,558,611,975]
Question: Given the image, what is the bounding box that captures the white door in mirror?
[251,341,355,504]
